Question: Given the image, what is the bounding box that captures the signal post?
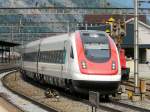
[106,17,126,51]
[106,16,145,101]
[106,17,130,100]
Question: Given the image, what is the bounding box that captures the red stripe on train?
[75,31,119,75]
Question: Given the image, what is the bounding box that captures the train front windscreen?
[81,32,110,63]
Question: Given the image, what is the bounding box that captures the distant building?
[83,15,150,64]
[124,18,150,64]
[84,14,146,24]
[82,15,150,77]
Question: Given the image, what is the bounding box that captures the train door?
[61,40,71,79]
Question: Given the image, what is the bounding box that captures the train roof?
[25,30,107,48]
[77,30,106,34]
[25,32,72,48]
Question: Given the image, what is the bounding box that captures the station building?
[124,18,150,77]
[83,15,150,63]
[124,18,150,64]
[0,41,20,63]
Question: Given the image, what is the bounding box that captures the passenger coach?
[21,30,121,96]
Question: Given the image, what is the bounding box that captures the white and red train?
[21,30,121,95]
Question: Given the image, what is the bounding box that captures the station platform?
[0,96,22,112]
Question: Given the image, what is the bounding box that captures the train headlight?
[112,61,116,70]
[81,61,87,69]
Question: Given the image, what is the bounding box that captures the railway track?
[98,101,150,112]
[71,96,150,112]
[0,70,55,112]
[122,78,150,98]
[1,71,59,112]
[111,101,150,112]
[0,65,17,74]
[60,92,150,112]
[0,69,24,112]
[2,71,94,112]
[2,70,150,112]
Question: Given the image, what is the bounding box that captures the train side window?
[49,51,51,62]
[58,51,62,64]
[62,49,66,64]
[55,51,58,63]
[70,46,74,59]
[52,51,54,63]
[54,51,57,63]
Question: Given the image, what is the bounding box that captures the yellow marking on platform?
[127,91,133,99]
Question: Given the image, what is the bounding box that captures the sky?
[109,0,150,8]
[0,0,149,9]
[109,0,133,8]
[109,0,150,22]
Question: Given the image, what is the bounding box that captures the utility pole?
[11,24,14,63]
[19,16,23,68]
[134,0,139,94]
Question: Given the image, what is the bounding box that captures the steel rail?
[112,101,150,112]
[98,103,123,112]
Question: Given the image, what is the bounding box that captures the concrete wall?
[139,24,150,44]
[146,49,150,61]
[127,60,150,79]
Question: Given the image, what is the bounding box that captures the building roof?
[121,18,150,48]
[126,18,150,29]
[0,41,20,47]
[121,44,150,48]
[84,15,146,24]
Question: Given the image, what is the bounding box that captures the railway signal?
[114,20,126,44]
[106,18,126,45]
[105,17,126,44]
[111,21,119,38]
[105,28,111,35]
[105,17,118,39]
[105,24,111,35]
[119,20,126,38]
[105,17,115,36]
